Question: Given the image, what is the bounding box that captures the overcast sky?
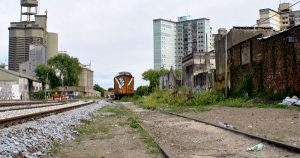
[1,0,300,89]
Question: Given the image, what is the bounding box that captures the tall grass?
[124,88,298,111]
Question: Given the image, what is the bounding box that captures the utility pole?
[225,34,228,98]
[44,72,49,100]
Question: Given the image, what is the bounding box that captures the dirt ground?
[125,103,300,158]
[53,109,159,158]
[180,107,300,147]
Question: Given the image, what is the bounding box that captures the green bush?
[136,86,150,96]
[30,91,46,100]
[187,91,225,107]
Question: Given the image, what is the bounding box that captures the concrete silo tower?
[8,0,58,74]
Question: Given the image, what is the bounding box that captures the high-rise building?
[153,15,213,70]
[8,0,58,72]
[257,3,300,31]
[153,19,177,70]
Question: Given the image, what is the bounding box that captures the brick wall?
[230,25,300,94]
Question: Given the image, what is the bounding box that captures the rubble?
[280,96,300,106]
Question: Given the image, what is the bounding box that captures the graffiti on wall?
[0,81,20,100]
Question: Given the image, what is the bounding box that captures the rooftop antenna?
[37,0,40,14]
[187,8,189,16]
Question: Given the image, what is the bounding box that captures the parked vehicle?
[114,72,134,99]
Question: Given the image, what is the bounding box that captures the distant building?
[182,52,216,92]
[153,19,177,70]
[8,0,58,72]
[19,45,46,76]
[0,68,42,100]
[153,15,213,70]
[257,3,300,31]
[79,64,96,96]
[59,64,100,98]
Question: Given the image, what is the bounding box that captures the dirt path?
[125,103,300,158]
[53,106,161,158]
[180,107,300,147]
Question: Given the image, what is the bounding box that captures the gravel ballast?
[0,100,112,158]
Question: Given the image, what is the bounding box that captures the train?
[114,72,134,99]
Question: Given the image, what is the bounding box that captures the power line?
[254,0,300,27]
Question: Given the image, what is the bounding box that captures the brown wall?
[230,25,300,93]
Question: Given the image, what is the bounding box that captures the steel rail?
[0,101,59,107]
[0,103,63,112]
[165,111,300,154]
[0,101,95,128]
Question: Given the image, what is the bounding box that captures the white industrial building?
[19,44,47,76]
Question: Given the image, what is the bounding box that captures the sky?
[1,0,300,89]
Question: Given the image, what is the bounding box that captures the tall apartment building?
[8,0,58,72]
[257,3,300,31]
[153,15,213,70]
[153,19,177,70]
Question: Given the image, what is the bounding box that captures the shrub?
[136,86,150,96]
[187,91,225,107]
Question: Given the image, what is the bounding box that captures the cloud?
[1,0,300,89]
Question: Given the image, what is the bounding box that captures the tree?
[107,88,114,91]
[0,63,5,69]
[35,64,60,89]
[94,84,105,97]
[48,54,82,86]
[142,69,169,91]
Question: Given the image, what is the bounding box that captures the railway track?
[161,111,300,155]
[0,100,94,128]
[0,101,56,107]
[120,102,300,158]
[0,102,63,112]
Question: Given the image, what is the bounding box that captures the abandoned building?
[230,25,300,94]
[159,68,181,89]
[182,52,216,92]
[214,27,274,91]
[0,68,42,100]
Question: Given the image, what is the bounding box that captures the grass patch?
[76,118,109,135]
[219,98,290,109]
[48,140,60,154]
[119,88,299,112]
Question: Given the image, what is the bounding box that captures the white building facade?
[257,3,300,31]
[154,16,213,70]
[153,19,177,70]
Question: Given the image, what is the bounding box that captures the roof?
[232,26,273,30]
[259,24,300,40]
[259,8,278,14]
[153,18,210,24]
[0,68,38,81]
[115,72,132,77]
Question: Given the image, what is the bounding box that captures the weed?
[49,140,60,154]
